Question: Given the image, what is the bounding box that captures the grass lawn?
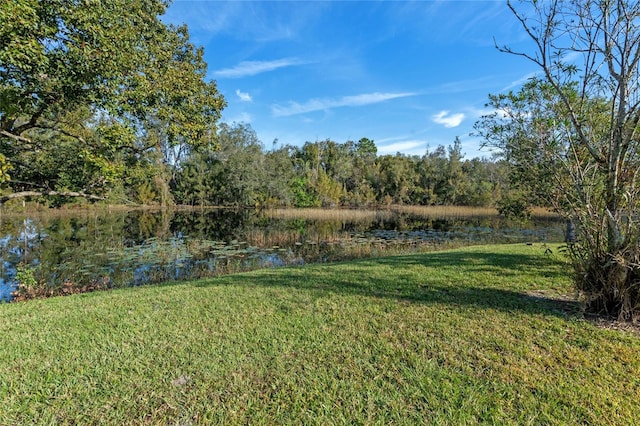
[0,244,638,424]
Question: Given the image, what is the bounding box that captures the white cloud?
[431,110,465,128]
[236,89,252,102]
[377,140,426,155]
[213,58,306,78]
[272,92,416,117]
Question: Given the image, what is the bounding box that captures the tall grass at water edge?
[265,205,559,221]
[264,205,498,221]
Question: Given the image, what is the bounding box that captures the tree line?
[172,125,512,209]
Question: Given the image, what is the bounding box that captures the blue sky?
[163,1,538,159]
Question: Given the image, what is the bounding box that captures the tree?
[173,123,265,207]
[415,145,447,205]
[442,137,466,205]
[459,158,500,207]
[376,154,419,204]
[293,141,347,207]
[354,137,377,164]
[478,0,640,320]
[345,138,378,206]
[477,79,563,218]
[0,0,225,204]
[263,145,297,206]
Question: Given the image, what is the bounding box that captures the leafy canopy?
[0,0,225,199]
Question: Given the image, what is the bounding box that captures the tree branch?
[13,103,50,135]
[0,130,32,144]
[0,191,105,205]
[504,0,607,165]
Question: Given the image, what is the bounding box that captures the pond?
[0,207,565,301]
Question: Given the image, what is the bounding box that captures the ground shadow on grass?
[195,248,581,320]
[363,249,570,280]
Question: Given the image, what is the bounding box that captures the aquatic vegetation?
[0,208,564,300]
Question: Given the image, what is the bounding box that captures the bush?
[496,194,531,220]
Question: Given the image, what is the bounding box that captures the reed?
[265,205,501,221]
[263,208,395,221]
[242,228,304,248]
[391,204,499,217]
[264,205,562,221]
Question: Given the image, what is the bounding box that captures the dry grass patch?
[265,205,500,221]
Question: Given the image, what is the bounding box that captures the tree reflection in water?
[0,208,564,301]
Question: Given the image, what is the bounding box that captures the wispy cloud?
[214,58,307,78]
[236,89,253,102]
[164,2,327,44]
[161,2,244,45]
[377,140,426,155]
[272,92,416,117]
[432,111,465,128]
[500,71,538,92]
[458,2,509,45]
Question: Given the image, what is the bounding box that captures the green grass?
[1,244,638,424]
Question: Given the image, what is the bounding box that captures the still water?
[0,208,564,301]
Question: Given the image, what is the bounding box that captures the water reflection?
[0,208,564,301]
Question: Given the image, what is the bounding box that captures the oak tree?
[0,0,225,204]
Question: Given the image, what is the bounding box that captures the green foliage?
[12,263,45,299]
[497,192,532,220]
[354,137,377,161]
[479,1,640,320]
[0,153,12,185]
[172,129,507,209]
[136,182,158,205]
[263,145,297,206]
[0,0,225,204]
[14,263,37,289]
[173,123,265,207]
[291,176,320,207]
[376,154,419,204]
[314,169,344,206]
[475,79,565,211]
